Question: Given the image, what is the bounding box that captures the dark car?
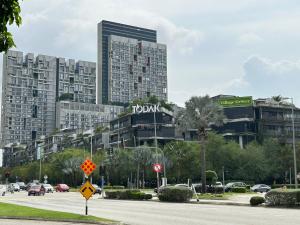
[28,185,45,196]
[224,182,247,192]
[56,184,69,192]
[92,184,102,194]
[251,184,271,193]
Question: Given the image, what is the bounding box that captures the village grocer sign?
[218,96,253,108]
[132,104,160,114]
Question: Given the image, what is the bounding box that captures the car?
[8,183,20,192]
[43,184,54,193]
[28,185,45,196]
[56,184,69,192]
[224,182,247,192]
[16,182,26,190]
[154,184,172,193]
[251,184,271,193]
[92,184,102,194]
[174,184,192,189]
[0,185,7,196]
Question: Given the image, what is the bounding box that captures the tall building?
[1,51,57,146]
[1,50,98,147]
[97,20,167,104]
[56,58,96,104]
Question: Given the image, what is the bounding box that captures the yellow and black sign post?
[80,159,97,216]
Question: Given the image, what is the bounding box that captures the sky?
[1,0,300,106]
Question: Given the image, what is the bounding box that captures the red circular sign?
[153,163,162,173]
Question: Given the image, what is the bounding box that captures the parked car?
[0,185,7,196]
[154,184,172,193]
[28,185,45,196]
[43,184,54,193]
[92,184,102,194]
[8,183,20,192]
[251,184,271,193]
[175,184,192,189]
[16,182,26,190]
[56,184,69,192]
[224,182,247,192]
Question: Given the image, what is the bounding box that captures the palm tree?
[177,95,224,193]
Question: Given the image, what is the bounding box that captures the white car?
[43,184,54,193]
[0,185,7,196]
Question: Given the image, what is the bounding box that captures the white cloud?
[239,55,300,105]
[237,33,263,46]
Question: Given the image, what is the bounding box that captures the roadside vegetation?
[1,133,300,188]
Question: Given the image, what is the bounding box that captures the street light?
[281,97,298,188]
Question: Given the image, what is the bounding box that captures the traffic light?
[5,171,10,178]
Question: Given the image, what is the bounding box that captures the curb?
[0,216,123,225]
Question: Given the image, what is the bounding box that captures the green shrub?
[231,187,247,193]
[250,196,265,206]
[105,189,152,200]
[265,189,300,206]
[104,185,125,190]
[271,184,296,189]
[158,186,193,202]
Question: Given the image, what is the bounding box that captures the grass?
[0,202,114,223]
[193,193,230,200]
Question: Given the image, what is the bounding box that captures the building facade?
[109,106,176,148]
[1,51,57,146]
[56,101,123,131]
[97,20,167,104]
[108,35,167,104]
[212,95,300,147]
[56,58,96,104]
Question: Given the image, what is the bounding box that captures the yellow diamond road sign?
[80,180,96,200]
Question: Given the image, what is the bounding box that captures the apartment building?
[97,20,167,104]
[56,101,123,131]
[1,51,57,146]
[108,35,167,104]
[56,58,96,104]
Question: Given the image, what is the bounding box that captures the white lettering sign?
[132,104,160,114]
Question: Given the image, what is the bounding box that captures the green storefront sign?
[218,96,253,108]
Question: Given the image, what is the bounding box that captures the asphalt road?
[1,192,300,225]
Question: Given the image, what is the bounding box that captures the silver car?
[251,184,271,193]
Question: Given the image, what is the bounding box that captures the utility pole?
[291,98,298,188]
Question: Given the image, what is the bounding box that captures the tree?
[0,0,22,52]
[206,170,218,186]
[177,95,224,193]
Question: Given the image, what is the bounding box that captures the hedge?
[105,189,152,200]
[158,186,193,202]
[271,184,297,189]
[250,196,265,206]
[103,185,125,190]
[231,187,247,193]
[265,189,300,206]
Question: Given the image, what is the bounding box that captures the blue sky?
[1,0,300,106]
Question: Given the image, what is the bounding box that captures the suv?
[224,182,246,192]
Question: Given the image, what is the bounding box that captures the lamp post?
[282,97,298,188]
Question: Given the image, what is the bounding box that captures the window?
[142,67,146,73]
[138,76,142,83]
[33,89,38,97]
[134,55,137,61]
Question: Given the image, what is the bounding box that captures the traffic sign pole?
[85,199,88,216]
[80,159,96,216]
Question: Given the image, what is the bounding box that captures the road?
[1,192,300,225]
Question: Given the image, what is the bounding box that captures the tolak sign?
[132,104,160,114]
